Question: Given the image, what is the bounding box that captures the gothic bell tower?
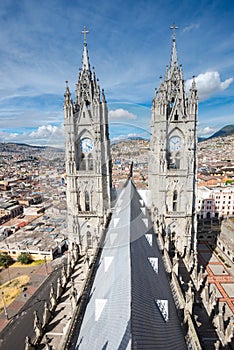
[149,26,198,256]
[64,27,112,251]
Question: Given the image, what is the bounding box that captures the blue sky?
[0,0,233,147]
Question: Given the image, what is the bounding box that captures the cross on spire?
[81,26,89,46]
[170,24,179,40]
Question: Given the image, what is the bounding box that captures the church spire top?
[170,24,179,69]
[81,26,90,71]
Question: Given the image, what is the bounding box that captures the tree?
[0,253,13,267]
[17,253,32,265]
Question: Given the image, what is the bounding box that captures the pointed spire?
[189,76,198,106]
[191,75,197,90]
[102,88,106,103]
[64,81,72,104]
[92,66,97,84]
[170,24,179,69]
[81,26,90,71]
[165,64,169,80]
[64,80,70,95]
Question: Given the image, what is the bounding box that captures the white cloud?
[198,126,216,136]
[186,71,233,100]
[29,125,63,138]
[0,131,21,142]
[0,125,64,148]
[109,109,137,120]
[28,125,64,148]
[183,23,200,32]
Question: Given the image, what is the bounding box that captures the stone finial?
[197,265,207,290]
[225,316,234,344]
[56,277,63,300]
[102,89,106,103]
[217,309,224,334]
[49,285,57,312]
[164,234,169,251]
[42,302,51,329]
[67,252,72,276]
[71,252,76,269]
[172,250,179,275]
[44,334,51,350]
[188,250,194,272]
[61,264,67,288]
[185,281,194,314]
[209,284,216,310]
[70,284,78,311]
[86,252,90,269]
[67,260,72,277]
[33,310,42,343]
[25,336,34,350]
[203,282,209,303]
[73,243,79,262]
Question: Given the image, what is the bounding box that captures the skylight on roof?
[155,299,169,322]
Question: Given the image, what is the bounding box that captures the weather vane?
[81,26,89,45]
[170,24,179,40]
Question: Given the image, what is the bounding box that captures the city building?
[197,185,234,219]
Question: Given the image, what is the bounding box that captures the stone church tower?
[64,27,112,250]
[149,26,198,256]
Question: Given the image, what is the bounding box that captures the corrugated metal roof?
[75,180,187,349]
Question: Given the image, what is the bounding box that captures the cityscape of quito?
[0,26,234,350]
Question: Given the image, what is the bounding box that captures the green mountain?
[208,124,234,139]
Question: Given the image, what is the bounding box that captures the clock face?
[80,138,94,154]
[169,136,182,152]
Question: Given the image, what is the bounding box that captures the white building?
[197,186,234,219]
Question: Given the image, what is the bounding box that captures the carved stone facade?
[64,28,112,250]
[149,27,198,256]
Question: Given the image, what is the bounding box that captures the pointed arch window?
[85,191,90,211]
[173,190,178,212]
[175,152,180,169]
[174,110,178,121]
[167,152,173,169]
[79,153,86,170]
[87,231,92,248]
[88,154,94,170]
[78,191,81,211]
[170,97,175,109]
